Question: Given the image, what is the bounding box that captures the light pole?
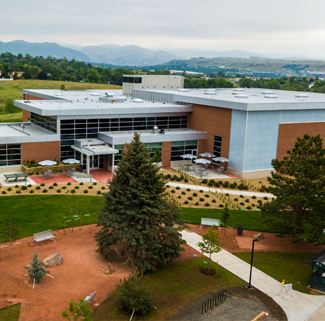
[247,238,260,289]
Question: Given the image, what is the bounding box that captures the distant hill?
[0,40,93,62]
[80,44,176,66]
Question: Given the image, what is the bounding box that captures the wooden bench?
[85,291,96,304]
[33,230,56,246]
[200,218,220,228]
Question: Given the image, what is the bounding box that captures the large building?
[2,86,325,178]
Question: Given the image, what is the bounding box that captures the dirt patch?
[0,225,202,321]
[170,285,287,321]
[189,224,325,253]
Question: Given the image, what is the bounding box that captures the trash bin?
[79,164,83,173]
[237,226,243,236]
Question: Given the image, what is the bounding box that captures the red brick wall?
[162,142,171,167]
[277,122,325,161]
[21,141,60,164]
[188,104,232,158]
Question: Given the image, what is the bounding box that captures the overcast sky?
[2,0,325,57]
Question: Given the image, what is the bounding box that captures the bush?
[178,195,181,199]
[193,193,198,197]
[97,191,101,195]
[21,186,27,190]
[181,191,186,195]
[67,182,71,186]
[57,189,61,193]
[176,186,180,190]
[230,182,237,188]
[29,190,34,194]
[101,186,105,190]
[212,199,216,203]
[252,196,257,199]
[234,198,238,201]
[36,186,41,190]
[79,182,84,186]
[204,194,210,198]
[16,190,21,194]
[240,202,244,206]
[184,178,189,183]
[117,273,153,315]
[40,183,45,187]
[252,204,255,207]
[215,182,220,187]
[84,190,88,194]
[27,184,32,187]
[219,204,224,208]
[264,196,268,200]
[188,197,193,201]
[246,206,252,210]
[42,189,48,193]
[199,198,204,202]
[222,181,229,188]
[171,189,175,193]
[7,187,12,191]
[88,186,93,189]
[199,190,204,193]
[245,199,249,203]
[195,202,199,206]
[260,185,267,192]
[93,182,97,185]
[53,183,58,186]
[62,186,66,189]
[15,184,19,188]
[75,186,79,189]
[186,188,191,191]
[2,191,6,194]
[71,189,76,194]
[225,193,230,196]
[205,202,210,207]
[49,186,53,189]
[202,179,208,184]
[184,200,189,205]
[240,195,244,198]
[208,181,214,187]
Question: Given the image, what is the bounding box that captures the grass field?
[0,112,23,123]
[181,207,279,233]
[92,258,244,320]
[0,304,20,321]
[0,79,121,109]
[0,195,103,242]
[234,252,314,293]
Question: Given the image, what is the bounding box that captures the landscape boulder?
[102,263,115,275]
[43,253,63,267]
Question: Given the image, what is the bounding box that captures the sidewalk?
[168,182,275,198]
[181,229,325,321]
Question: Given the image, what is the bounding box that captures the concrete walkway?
[181,229,325,321]
[168,182,275,198]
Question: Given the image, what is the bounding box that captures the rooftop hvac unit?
[261,90,274,94]
[105,92,114,98]
[235,94,248,98]
[91,93,100,96]
[233,88,245,92]
[178,88,190,92]
[204,89,217,95]
[133,98,144,103]
[295,93,309,98]
[264,94,278,99]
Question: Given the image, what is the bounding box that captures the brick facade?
[22,94,46,122]
[188,104,232,158]
[21,141,60,164]
[162,141,172,168]
[277,122,325,161]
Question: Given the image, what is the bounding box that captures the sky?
[2,0,325,57]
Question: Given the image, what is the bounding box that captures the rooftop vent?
[264,94,278,99]
[133,98,144,103]
[261,90,274,94]
[204,89,217,95]
[91,93,100,96]
[178,88,190,92]
[233,88,245,92]
[235,93,248,98]
[295,93,309,98]
[105,92,114,98]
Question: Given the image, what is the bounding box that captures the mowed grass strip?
[181,207,280,233]
[0,112,23,123]
[234,252,314,293]
[0,304,20,321]
[92,258,245,321]
[0,195,104,242]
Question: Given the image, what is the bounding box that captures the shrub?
[199,198,204,202]
[71,189,76,194]
[204,194,210,198]
[117,273,153,315]
[53,183,58,186]
[245,199,249,203]
[205,202,210,207]
[79,182,84,186]
[222,181,229,188]
[195,202,199,206]
[252,196,257,199]
[67,182,71,186]
[252,204,255,207]
[240,195,244,198]
[234,198,238,201]
[178,195,181,199]
[257,200,263,206]
[62,186,66,189]
[2,191,6,194]
[184,200,189,205]
[263,196,268,200]
[208,181,214,187]
[101,186,105,190]
[188,197,193,201]
[42,189,48,193]
[176,186,180,190]
[193,193,198,197]
[21,186,27,190]
[225,193,230,196]
[246,206,252,210]
[49,186,53,189]
[212,199,216,203]
[29,189,34,194]
[93,182,97,185]
[240,202,244,206]
[57,189,61,193]
[181,191,186,195]
[260,185,267,192]
[35,186,41,190]
[184,178,189,183]
[202,179,208,184]
[88,186,93,189]
[171,189,176,193]
[16,190,21,194]
[84,190,88,194]
[75,186,79,189]
[97,191,101,195]
[27,184,32,187]
[40,183,45,187]
[199,190,204,193]
[219,204,224,208]
[186,188,191,191]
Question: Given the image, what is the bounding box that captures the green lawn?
[0,195,104,243]
[181,207,280,233]
[0,304,20,321]
[0,112,23,123]
[92,258,245,320]
[234,252,315,293]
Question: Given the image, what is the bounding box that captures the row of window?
[31,113,57,133]
[123,76,142,83]
[0,144,21,167]
[171,140,198,161]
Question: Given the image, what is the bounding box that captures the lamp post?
[247,238,260,289]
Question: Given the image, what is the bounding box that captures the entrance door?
[92,155,99,169]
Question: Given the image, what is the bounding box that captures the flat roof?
[15,89,192,116]
[133,88,325,112]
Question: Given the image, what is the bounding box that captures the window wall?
[0,144,21,166]
[60,116,187,161]
[171,140,197,161]
[31,113,57,133]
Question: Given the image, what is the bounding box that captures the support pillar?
[86,155,90,175]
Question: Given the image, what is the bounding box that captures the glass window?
[0,144,21,167]
[171,141,197,161]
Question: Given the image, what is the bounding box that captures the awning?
[71,145,119,156]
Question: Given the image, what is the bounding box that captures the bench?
[33,230,56,246]
[85,291,96,304]
[200,218,220,228]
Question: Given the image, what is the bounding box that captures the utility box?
[237,226,243,235]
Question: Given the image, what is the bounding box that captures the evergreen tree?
[0,213,19,258]
[260,134,325,244]
[95,132,185,272]
[28,251,48,283]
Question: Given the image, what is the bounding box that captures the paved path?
[181,229,325,321]
[168,182,275,198]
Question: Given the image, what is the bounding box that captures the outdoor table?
[4,174,17,183]
[184,164,193,171]
[16,173,28,181]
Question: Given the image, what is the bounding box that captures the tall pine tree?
[95,133,185,272]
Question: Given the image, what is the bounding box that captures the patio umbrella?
[38,160,57,166]
[213,157,229,162]
[194,158,211,165]
[180,154,197,164]
[62,158,81,164]
[199,152,216,158]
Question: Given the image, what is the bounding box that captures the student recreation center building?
[1,85,325,178]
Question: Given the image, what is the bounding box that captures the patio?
[172,165,237,179]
